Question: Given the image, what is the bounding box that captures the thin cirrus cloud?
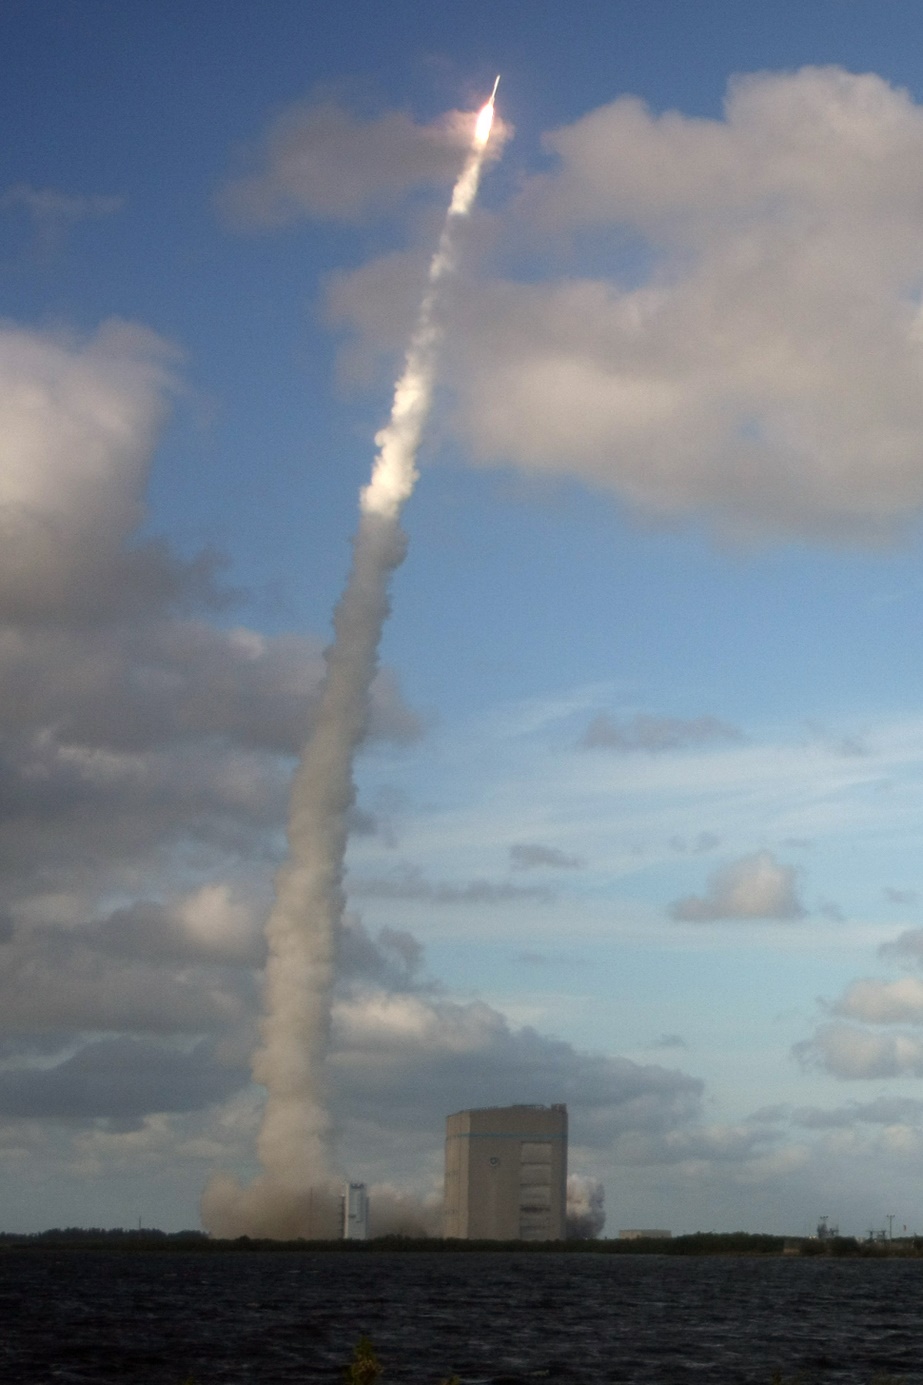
[613,1121,779,1167]
[670,850,805,922]
[883,887,919,907]
[347,864,552,906]
[580,713,743,753]
[791,1096,923,1129]
[649,1034,688,1051]
[1,184,123,222]
[669,833,722,855]
[509,842,585,870]
[1,183,123,253]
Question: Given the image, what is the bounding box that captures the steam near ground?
[566,1176,606,1240]
[203,1172,604,1241]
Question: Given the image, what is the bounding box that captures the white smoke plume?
[566,1174,606,1240]
[366,1183,444,1239]
[202,89,500,1239]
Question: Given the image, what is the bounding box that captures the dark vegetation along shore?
[3,1227,923,1256]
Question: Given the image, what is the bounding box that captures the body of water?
[2,1250,921,1384]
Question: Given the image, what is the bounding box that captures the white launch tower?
[343,1181,369,1240]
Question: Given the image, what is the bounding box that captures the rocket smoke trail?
[202,84,500,1239]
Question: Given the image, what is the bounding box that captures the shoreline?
[2,1229,920,1257]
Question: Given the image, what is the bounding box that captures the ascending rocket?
[475,76,500,145]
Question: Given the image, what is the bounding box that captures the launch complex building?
[444,1104,568,1240]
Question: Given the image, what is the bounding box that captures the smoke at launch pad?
[202,85,501,1239]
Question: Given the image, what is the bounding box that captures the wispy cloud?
[218,98,486,227]
[348,864,552,906]
[509,841,584,870]
[516,950,589,967]
[792,1096,923,1129]
[668,832,721,855]
[2,183,123,252]
[880,928,923,966]
[884,887,918,907]
[581,712,742,753]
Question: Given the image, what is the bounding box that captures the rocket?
[474,77,500,145]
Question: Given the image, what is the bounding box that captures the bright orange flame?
[474,99,494,146]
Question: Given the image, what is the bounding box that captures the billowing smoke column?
[202,85,500,1239]
[566,1175,606,1240]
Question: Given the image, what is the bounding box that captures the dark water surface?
[2,1250,922,1384]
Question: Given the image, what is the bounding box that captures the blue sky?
[8,0,923,1237]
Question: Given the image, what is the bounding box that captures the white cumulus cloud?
[670,850,805,921]
[833,976,923,1025]
[334,66,923,543]
[795,1023,923,1079]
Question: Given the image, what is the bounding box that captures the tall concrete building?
[444,1104,567,1240]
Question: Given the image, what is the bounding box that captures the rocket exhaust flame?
[474,77,499,146]
[202,83,501,1240]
